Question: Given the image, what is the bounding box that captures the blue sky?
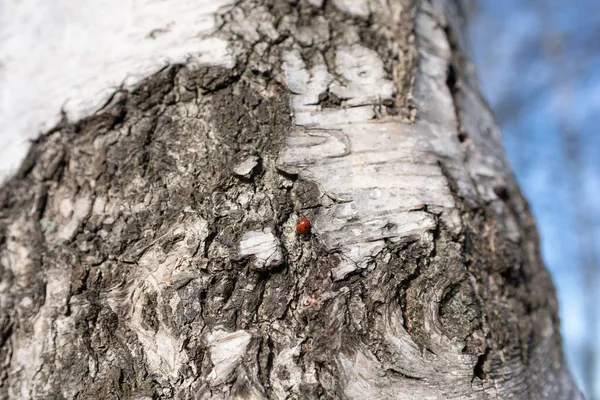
[468,0,600,397]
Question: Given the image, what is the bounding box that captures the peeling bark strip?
[0,0,582,399]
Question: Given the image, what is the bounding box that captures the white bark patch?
[205,329,252,385]
[239,228,283,270]
[3,219,45,398]
[107,279,190,382]
[280,47,459,270]
[330,45,394,106]
[138,325,188,380]
[233,155,260,178]
[337,344,475,400]
[1,218,34,292]
[331,260,360,281]
[3,217,73,398]
[332,0,370,18]
[104,218,209,382]
[271,345,303,399]
[338,348,419,399]
[0,0,234,181]
[57,194,92,242]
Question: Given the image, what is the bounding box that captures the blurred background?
[466,0,600,398]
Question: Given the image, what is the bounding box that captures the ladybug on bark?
[296,218,311,234]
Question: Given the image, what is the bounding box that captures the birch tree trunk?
[0,0,583,399]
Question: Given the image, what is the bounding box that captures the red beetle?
[296,218,311,234]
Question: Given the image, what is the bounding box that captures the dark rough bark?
[0,0,582,399]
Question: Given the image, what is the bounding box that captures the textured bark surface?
[0,0,583,399]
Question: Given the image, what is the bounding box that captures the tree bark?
[0,0,583,399]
